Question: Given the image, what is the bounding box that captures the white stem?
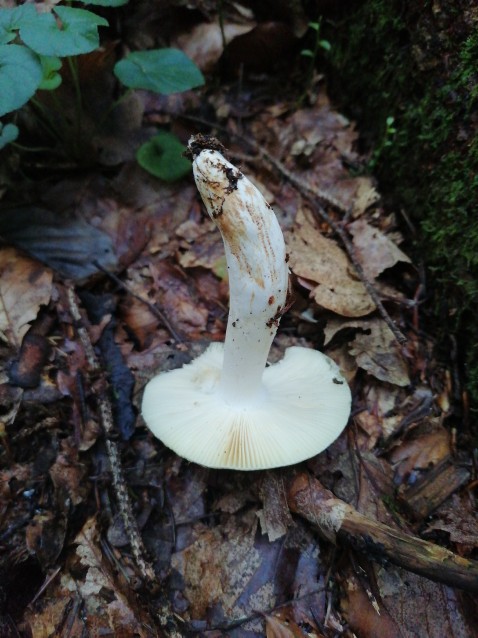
[192,148,289,405]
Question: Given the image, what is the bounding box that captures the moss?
[324,1,478,408]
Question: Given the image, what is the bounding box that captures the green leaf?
[38,56,62,90]
[77,0,129,5]
[0,122,19,150]
[300,49,314,58]
[136,131,191,182]
[0,44,42,116]
[20,6,108,57]
[0,4,37,45]
[114,48,204,94]
[319,39,331,52]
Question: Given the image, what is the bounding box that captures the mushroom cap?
[142,344,351,470]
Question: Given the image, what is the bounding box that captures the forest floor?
[0,2,477,637]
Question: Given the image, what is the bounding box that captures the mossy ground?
[324,1,478,412]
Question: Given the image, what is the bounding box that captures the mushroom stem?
[192,147,289,406]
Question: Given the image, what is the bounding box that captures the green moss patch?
[325,0,478,407]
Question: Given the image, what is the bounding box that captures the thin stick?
[66,284,157,587]
[288,473,478,593]
[93,261,183,343]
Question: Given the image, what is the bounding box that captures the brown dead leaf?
[175,22,255,73]
[171,511,264,620]
[176,217,225,272]
[355,384,404,444]
[324,317,410,386]
[340,569,402,638]
[62,517,151,636]
[148,261,209,337]
[347,318,410,386]
[425,493,478,553]
[376,567,475,638]
[265,614,306,638]
[351,177,381,217]
[266,608,325,638]
[0,247,52,347]
[25,511,66,569]
[287,209,375,317]
[49,439,88,506]
[349,218,411,280]
[388,423,451,484]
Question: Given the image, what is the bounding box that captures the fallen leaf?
[0,247,52,347]
[176,218,225,271]
[350,177,381,217]
[376,567,474,638]
[52,517,153,637]
[349,218,411,279]
[287,209,375,317]
[175,22,255,73]
[340,568,402,638]
[388,423,451,484]
[347,318,410,386]
[0,207,117,280]
[425,493,478,553]
[25,511,66,569]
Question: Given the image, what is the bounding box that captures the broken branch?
[287,473,478,593]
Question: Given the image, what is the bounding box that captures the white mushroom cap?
[142,342,351,470]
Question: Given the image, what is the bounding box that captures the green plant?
[0,1,204,181]
[368,115,397,170]
[300,18,331,101]
[136,131,191,182]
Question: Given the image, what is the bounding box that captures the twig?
[65,284,157,587]
[288,473,478,593]
[248,141,407,345]
[93,261,183,343]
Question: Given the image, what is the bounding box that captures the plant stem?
[217,0,227,49]
[95,88,132,132]
[67,56,83,156]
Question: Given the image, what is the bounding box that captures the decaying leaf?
[340,568,402,638]
[287,209,375,317]
[0,207,118,280]
[351,177,381,217]
[0,247,52,346]
[176,217,225,272]
[376,567,475,638]
[62,517,151,636]
[171,511,267,621]
[351,324,410,386]
[349,217,411,279]
[425,493,478,553]
[175,22,255,73]
[388,423,451,484]
[325,317,410,386]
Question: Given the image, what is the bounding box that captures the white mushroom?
[142,136,351,470]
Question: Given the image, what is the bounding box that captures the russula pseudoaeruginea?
[141,135,351,470]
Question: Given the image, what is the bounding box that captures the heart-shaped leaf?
[0,122,19,150]
[0,4,37,45]
[77,0,129,6]
[136,131,191,182]
[20,6,108,57]
[0,44,42,116]
[114,48,204,94]
[38,56,63,90]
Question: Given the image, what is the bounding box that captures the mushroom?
[141,135,351,470]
